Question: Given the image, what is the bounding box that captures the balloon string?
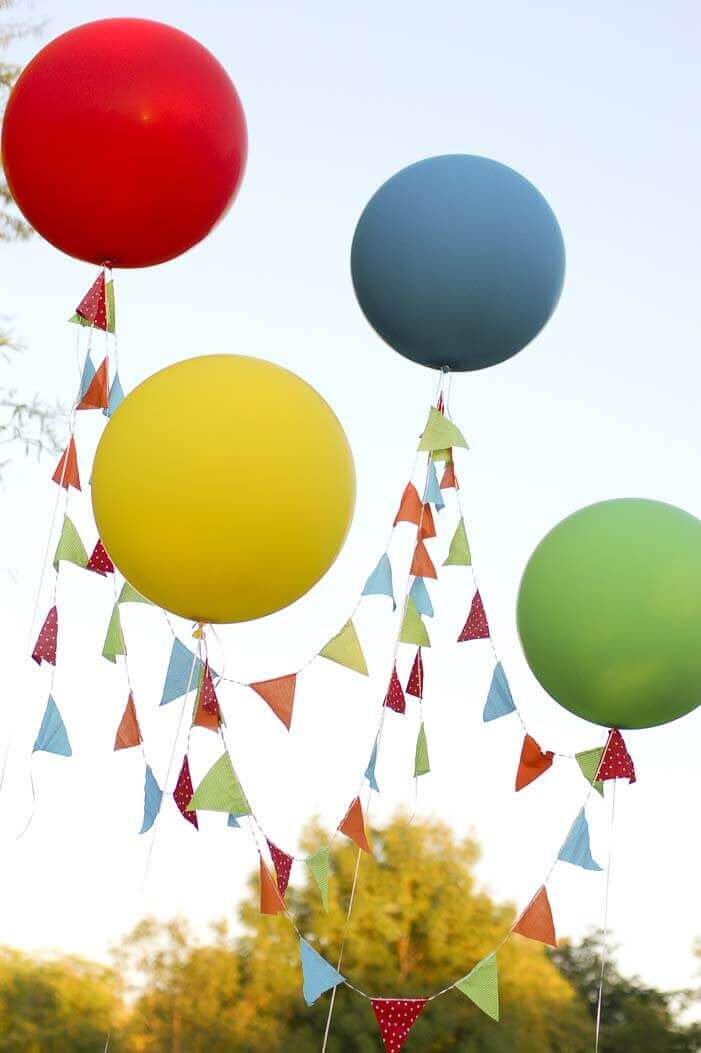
[594,779,617,1051]
[15,757,37,840]
[320,845,364,1053]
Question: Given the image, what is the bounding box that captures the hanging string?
[594,779,617,1051]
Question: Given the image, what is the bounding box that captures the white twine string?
[594,779,617,1051]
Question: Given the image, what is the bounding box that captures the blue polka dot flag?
[482,662,517,722]
[558,809,602,871]
[299,938,345,1006]
[33,696,71,757]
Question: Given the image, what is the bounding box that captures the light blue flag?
[410,576,434,618]
[483,662,517,722]
[103,373,125,418]
[139,765,163,835]
[364,739,380,792]
[362,553,396,610]
[33,696,71,757]
[558,809,602,871]
[79,353,95,399]
[299,938,345,1006]
[227,812,247,829]
[160,639,204,706]
[423,462,445,511]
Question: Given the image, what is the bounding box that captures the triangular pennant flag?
[362,553,396,610]
[118,580,151,605]
[68,312,92,329]
[105,279,116,334]
[372,998,427,1052]
[319,620,368,676]
[440,461,457,489]
[431,447,452,463]
[33,696,71,757]
[444,517,471,567]
[418,406,468,452]
[249,674,297,731]
[339,796,371,853]
[52,437,81,491]
[456,953,499,1021]
[457,590,489,641]
[86,539,114,576]
[114,693,142,750]
[52,516,88,571]
[384,664,406,714]
[228,812,245,829]
[173,756,198,830]
[394,483,422,527]
[102,604,126,663]
[78,353,96,399]
[187,753,250,815]
[515,734,554,791]
[409,576,434,618]
[76,271,107,330]
[423,461,445,511]
[596,729,636,783]
[410,539,437,579]
[193,661,221,732]
[267,840,293,896]
[512,886,557,947]
[414,722,430,777]
[260,856,286,915]
[31,606,58,666]
[306,846,331,912]
[419,503,437,540]
[160,639,204,705]
[576,747,605,797]
[558,809,602,871]
[364,739,380,792]
[77,357,109,410]
[400,598,431,648]
[483,662,516,722]
[300,939,344,1006]
[406,648,424,699]
[139,765,163,834]
[103,372,124,418]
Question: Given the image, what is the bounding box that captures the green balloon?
[517,499,701,729]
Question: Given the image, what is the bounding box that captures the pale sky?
[2,0,701,1004]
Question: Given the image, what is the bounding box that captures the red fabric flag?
[371,998,427,1053]
[31,606,58,666]
[384,663,406,714]
[339,796,371,854]
[596,729,636,783]
[406,648,424,699]
[267,839,293,896]
[76,271,107,330]
[440,462,457,489]
[249,674,296,731]
[515,734,554,791]
[193,662,220,732]
[419,504,436,540]
[437,393,445,413]
[173,755,198,830]
[457,590,490,641]
[86,539,114,575]
[259,857,286,914]
[77,357,109,410]
[114,693,142,750]
[512,886,557,947]
[52,437,81,491]
[394,483,422,527]
[411,540,437,580]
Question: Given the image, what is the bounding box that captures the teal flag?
[362,553,396,609]
[33,696,71,757]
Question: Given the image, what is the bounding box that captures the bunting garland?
[300,939,344,1005]
[405,648,424,698]
[384,664,406,714]
[457,590,490,641]
[249,674,296,730]
[139,766,163,835]
[596,729,636,783]
[338,796,371,853]
[414,722,430,777]
[31,606,58,666]
[86,539,114,575]
[53,516,88,571]
[515,734,554,791]
[319,620,369,675]
[483,663,516,722]
[267,840,294,897]
[362,553,397,609]
[173,756,198,830]
[372,998,427,1052]
[512,886,557,948]
[306,846,331,912]
[33,696,71,757]
[455,952,500,1021]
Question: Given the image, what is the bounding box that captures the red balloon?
[1,19,247,268]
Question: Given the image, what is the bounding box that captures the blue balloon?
[351,155,565,372]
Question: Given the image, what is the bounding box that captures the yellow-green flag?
[188,753,250,814]
[418,407,468,453]
[456,952,499,1021]
[53,516,88,571]
[118,581,152,605]
[400,598,431,647]
[444,517,471,566]
[414,723,430,776]
[576,747,605,797]
[102,604,126,662]
[306,846,331,912]
[320,620,368,675]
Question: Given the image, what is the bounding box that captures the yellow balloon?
[92,356,355,623]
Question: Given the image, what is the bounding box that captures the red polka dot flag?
[405,648,424,699]
[173,755,198,830]
[31,606,58,666]
[371,998,427,1052]
[384,663,406,714]
[457,590,490,641]
[86,539,114,576]
[267,839,293,896]
[76,271,107,330]
[596,729,636,784]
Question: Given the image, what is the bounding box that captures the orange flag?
[394,483,422,527]
[512,886,557,947]
[411,540,437,580]
[515,734,554,791]
[419,503,436,540]
[249,674,296,731]
[193,662,221,732]
[339,796,371,854]
[114,693,142,750]
[77,357,109,410]
[440,462,457,489]
[259,856,286,915]
[52,437,81,491]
